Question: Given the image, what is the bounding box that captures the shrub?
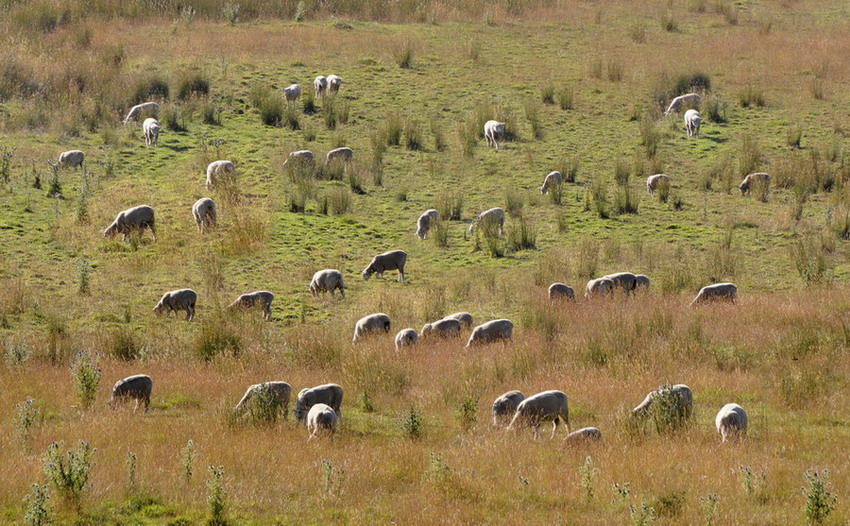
[76,258,91,294]
[294,1,307,22]
[24,483,53,526]
[251,86,284,126]
[223,3,240,25]
[456,397,477,431]
[402,408,423,438]
[803,469,836,525]
[701,494,719,526]
[15,397,42,444]
[177,73,210,100]
[0,146,13,184]
[578,456,597,500]
[200,101,220,125]
[630,502,657,525]
[44,441,95,508]
[207,466,227,525]
[182,440,196,485]
[70,350,101,410]
[5,343,31,368]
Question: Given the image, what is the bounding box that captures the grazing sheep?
[632,384,693,420]
[283,150,314,167]
[227,291,274,321]
[444,312,473,329]
[539,171,563,194]
[548,283,575,301]
[564,427,603,445]
[109,374,153,412]
[310,269,346,298]
[152,289,197,321]
[314,75,328,97]
[635,274,651,290]
[691,282,738,307]
[646,174,671,195]
[508,390,570,439]
[466,319,513,347]
[206,160,236,189]
[492,390,525,427]
[352,313,391,343]
[602,272,638,294]
[739,172,771,196]
[362,250,407,282]
[716,403,748,442]
[420,318,462,341]
[307,403,338,440]
[484,120,506,150]
[327,74,343,94]
[58,150,85,169]
[326,147,354,164]
[143,117,160,146]
[294,383,344,422]
[234,381,292,418]
[416,209,440,240]
[468,207,505,236]
[123,102,160,124]
[395,328,419,350]
[685,109,702,138]
[584,277,614,299]
[192,197,217,233]
[283,83,302,101]
[664,92,701,116]
[104,205,157,242]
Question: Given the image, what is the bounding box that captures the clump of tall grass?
[505,186,524,217]
[541,84,555,104]
[739,86,766,108]
[329,186,353,214]
[556,156,579,183]
[630,23,647,43]
[586,179,610,219]
[557,87,574,110]
[787,124,803,149]
[614,184,640,215]
[132,75,169,103]
[524,100,543,139]
[302,90,317,114]
[457,119,478,157]
[394,39,415,69]
[435,191,463,220]
[194,316,242,361]
[607,60,624,82]
[430,117,447,151]
[791,232,834,285]
[162,104,187,131]
[282,104,300,130]
[639,115,663,158]
[383,111,403,146]
[739,134,763,177]
[177,72,210,100]
[403,117,423,150]
[432,219,449,248]
[715,0,738,24]
[660,11,678,32]
[250,85,284,126]
[507,214,537,251]
[110,326,144,361]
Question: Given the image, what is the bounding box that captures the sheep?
[602,272,638,294]
[327,74,343,94]
[192,197,217,233]
[548,283,575,301]
[646,174,671,195]
[584,277,614,299]
[635,274,651,290]
[739,172,771,196]
[420,318,462,341]
[466,319,513,347]
[685,109,702,138]
[632,384,693,421]
[416,209,440,240]
[123,102,160,124]
[307,403,338,440]
[362,250,407,282]
[283,150,314,168]
[664,92,701,116]
[326,147,354,164]
[104,205,157,242]
[444,312,473,329]
[314,76,328,97]
[352,313,391,343]
[716,403,748,442]
[152,289,197,321]
[468,207,505,236]
[227,291,274,321]
[310,269,346,298]
[395,328,419,350]
[206,160,236,190]
[691,282,738,307]
[109,374,153,412]
[294,383,344,422]
[564,427,603,445]
[143,117,160,146]
[233,381,292,419]
[539,171,563,194]
[483,120,506,150]
[283,83,302,101]
[507,390,570,439]
[492,390,525,427]
[58,150,85,169]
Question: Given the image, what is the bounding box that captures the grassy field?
[2,0,850,523]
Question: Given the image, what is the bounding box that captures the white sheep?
[739,172,771,196]
[143,117,160,146]
[153,289,197,321]
[58,150,85,169]
[283,150,314,168]
[123,102,160,124]
[602,272,638,294]
[192,197,217,233]
[362,250,407,282]
[685,109,702,138]
[635,274,651,290]
[109,374,153,412]
[227,291,274,321]
[508,390,570,439]
[395,328,419,350]
[468,207,505,236]
[492,390,525,427]
[420,318,462,341]
[310,269,346,298]
[206,160,236,190]
[234,381,292,418]
[352,313,392,343]
[416,209,440,240]
[326,147,354,164]
[104,205,157,242]
[444,312,473,329]
[646,174,671,195]
[664,92,701,116]
[540,171,563,194]
[715,403,748,442]
[691,282,738,307]
[484,120,506,150]
[548,283,575,301]
[584,277,614,299]
[564,427,603,445]
[466,319,513,347]
[294,383,344,422]
[314,76,328,97]
[283,84,302,102]
[327,74,343,94]
[307,403,338,440]
[632,384,693,420]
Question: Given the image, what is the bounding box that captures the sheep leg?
[551,420,558,439]
[398,270,404,283]
[149,222,157,242]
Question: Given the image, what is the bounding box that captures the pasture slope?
[1,0,850,523]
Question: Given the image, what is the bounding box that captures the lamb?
[632,384,693,421]
[635,274,651,290]
[691,282,738,306]
[58,150,85,169]
[103,205,157,242]
[466,319,513,347]
[602,272,638,294]
[646,174,671,195]
[539,171,563,194]
[307,403,338,440]
[283,83,302,101]
[152,289,197,321]
[206,160,236,189]
[327,74,343,94]
[123,102,160,124]
[685,109,702,138]
[109,374,153,412]
[294,383,344,422]
[395,328,419,350]
[483,120,506,150]
[507,390,570,439]
[314,76,328,97]
[233,381,292,418]
[352,313,391,342]
[362,250,407,282]
[492,390,525,427]
[310,269,346,298]
[444,312,473,329]
[326,147,354,164]
[584,277,614,299]
[420,318,462,340]
[227,291,274,321]
[283,150,314,167]
[738,172,771,196]
[715,403,748,442]
[468,207,505,236]
[564,427,603,445]
[143,117,160,146]
[548,283,575,301]
[192,197,217,233]
[664,92,701,116]
[416,209,440,240]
